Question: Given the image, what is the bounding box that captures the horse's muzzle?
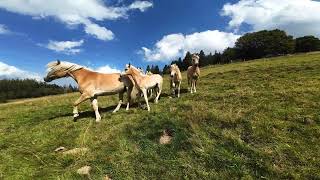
[43,77,52,82]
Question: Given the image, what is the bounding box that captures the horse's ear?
[57,60,61,65]
[128,63,131,67]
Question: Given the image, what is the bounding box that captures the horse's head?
[192,53,200,66]
[44,60,81,82]
[124,63,139,76]
[170,64,178,78]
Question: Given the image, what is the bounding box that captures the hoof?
[73,116,79,122]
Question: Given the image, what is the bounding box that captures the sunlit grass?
[0,53,319,179]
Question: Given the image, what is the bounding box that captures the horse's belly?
[94,85,125,96]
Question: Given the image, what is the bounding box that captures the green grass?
[0,53,320,179]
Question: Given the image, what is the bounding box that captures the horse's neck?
[176,70,182,80]
[130,70,144,87]
[69,68,90,84]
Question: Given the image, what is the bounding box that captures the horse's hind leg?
[155,84,162,103]
[91,97,101,122]
[113,92,124,113]
[73,93,91,121]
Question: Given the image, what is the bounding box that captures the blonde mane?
[46,61,84,75]
[127,65,147,77]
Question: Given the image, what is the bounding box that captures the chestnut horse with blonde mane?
[170,64,182,98]
[123,64,163,111]
[187,54,200,93]
[44,60,135,122]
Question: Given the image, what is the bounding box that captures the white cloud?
[0,61,42,81]
[84,22,114,41]
[95,65,121,73]
[128,1,153,12]
[0,0,153,41]
[141,30,240,62]
[221,0,320,37]
[45,40,84,55]
[0,24,10,34]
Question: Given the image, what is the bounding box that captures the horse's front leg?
[126,87,132,111]
[187,77,191,92]
[177,82,181,98]
[113,92,124,113]
[73,93,91,121]
[190,79,194,94]
[194,79,197,93]
[142,88,150,111]
[91,97,101,122]
[171,81,176,97]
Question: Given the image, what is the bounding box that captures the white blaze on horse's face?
[170,64,178,87]
[192,54,200,65]
[170,65,176,77]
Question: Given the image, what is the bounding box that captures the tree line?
[0,79,77,103]
[146,29,320,74]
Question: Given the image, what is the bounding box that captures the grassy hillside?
[0,53,319,179]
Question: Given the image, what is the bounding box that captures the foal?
[124,64,163,111]
[187,54,200,93]
[170,64,182,98]
[44,60,135,122]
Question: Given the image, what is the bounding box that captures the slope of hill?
[0,53,319,179]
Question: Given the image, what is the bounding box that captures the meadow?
[0,53,319,179]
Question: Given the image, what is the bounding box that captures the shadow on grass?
[48,89,190,121]
[161,88,189,98]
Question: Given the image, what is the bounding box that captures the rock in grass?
[104,175,112,180]
[304,117,314,125]
[62,148,88,155]
[77,165,91,175]
[159,129,174,144]
[54,146,66,152]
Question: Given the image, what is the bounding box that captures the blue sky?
[0,0,319,85]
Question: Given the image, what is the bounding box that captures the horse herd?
[44,54,201,122]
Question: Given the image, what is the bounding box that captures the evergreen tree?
[162,65,170,74]
[146,65,151,72]
[183,51,192,70]
[154,65,160,74]
[199,50,206,67]
[0,79,76,103]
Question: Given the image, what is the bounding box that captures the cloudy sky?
[0,0,319,85]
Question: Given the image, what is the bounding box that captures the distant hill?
[0,79,77,103]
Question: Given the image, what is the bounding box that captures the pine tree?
[183,51,192,70]
[146,65,151,72]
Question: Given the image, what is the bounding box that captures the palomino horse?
[170,64,182,98]
[44,60,135,122]
[123,64,163,111]
[187,54,200,93]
